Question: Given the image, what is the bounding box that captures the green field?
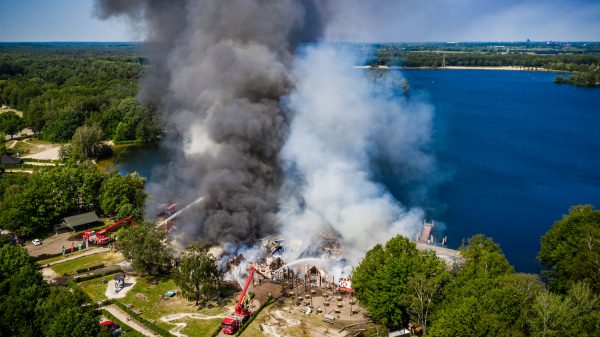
[79,275,229,336]
[120,277,226,335]
[37,248,93,265]
[78,275,115,302]
[50,252,124,276]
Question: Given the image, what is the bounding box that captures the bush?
[75,263,105,274]
[73,267,121,283]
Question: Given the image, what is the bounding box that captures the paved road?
[101,304,159,337]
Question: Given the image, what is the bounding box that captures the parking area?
[26,231,88,257]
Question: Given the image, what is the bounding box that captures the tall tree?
[173,242,223,305]
[0,110,24,139]
[70,124,108,160]
[0,243,107,337]
[538,205,600,293]
[352,235,449,328]
[99,172,146,217]
[117,222,171,275]
[428,236,530,337]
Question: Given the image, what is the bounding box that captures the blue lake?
[402,69,600,272]
[117,69,600,272]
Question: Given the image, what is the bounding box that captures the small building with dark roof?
[54,211,100,233]
[1,153,23,165]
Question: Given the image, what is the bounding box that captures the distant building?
[1,153,23,165]
[54,211,100,233]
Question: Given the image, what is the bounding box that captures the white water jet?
[156,197,204,228]
[275,257,327,272]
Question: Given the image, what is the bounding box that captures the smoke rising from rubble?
[279,45,434,264]
[95,1,436,264]
[95,0,326,245]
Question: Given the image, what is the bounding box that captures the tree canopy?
[538,205,600,293]
[0,164,145,236]
[0,44,161,142]
[352,235,450,328]
[173,242,223,305]
[117,222,171,275]
[0,243,109,337]
[0,110,24,139]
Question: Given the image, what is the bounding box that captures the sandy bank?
[353,65,559,72]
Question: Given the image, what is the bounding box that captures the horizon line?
[1,40,600,44]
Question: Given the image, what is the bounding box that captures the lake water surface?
[117,69,600,272]
[403,69,600,272]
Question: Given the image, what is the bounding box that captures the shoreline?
[353,65,563,72]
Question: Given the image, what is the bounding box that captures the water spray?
[156,197,205,228]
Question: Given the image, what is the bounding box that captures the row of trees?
[0,46,161,143]
[394,52,600,71]
[353,205,600,336]
[555,66,600,87]
[369,48,600,87]
[0,165,146,236]
[0,242,110,337]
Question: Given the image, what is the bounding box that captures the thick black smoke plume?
[95,0,326,245]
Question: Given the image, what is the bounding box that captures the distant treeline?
[0,43,161,143]
[370,49,600,87]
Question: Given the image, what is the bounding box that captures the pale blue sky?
[0,0,130,42]
[1,0,599,42]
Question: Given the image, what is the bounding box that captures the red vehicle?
[221,265,264,335]
[83,216,134,245]
[100,320,119,331]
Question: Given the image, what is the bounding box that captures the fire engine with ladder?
[221,265,267,335]
[82,215,135,245]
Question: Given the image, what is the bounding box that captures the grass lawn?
[51,252,124,276]
[179,318,222,337]
[119,276,230,334]
[12,140,36,155]
[37,248,93,265]
[78,274,234,335]
[78,274,114,302]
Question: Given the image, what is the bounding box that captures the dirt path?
[41,267,60,283]
[23,145,61,160]
[101,304,158,337]
[159,312,227,337]
[5,169,33,174]
[105,276,137,299]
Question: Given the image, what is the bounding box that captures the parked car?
[32,239,42,246]
[100,321,120,331]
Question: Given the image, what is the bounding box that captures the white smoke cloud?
[279,44,434,264]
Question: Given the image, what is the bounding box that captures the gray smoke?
[278,45,434,264]
[95,0,326,245]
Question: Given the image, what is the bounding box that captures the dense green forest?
[0,242,111,337]
[352,205,600,336]
[0,43,161,143]
[0,164,146,237]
